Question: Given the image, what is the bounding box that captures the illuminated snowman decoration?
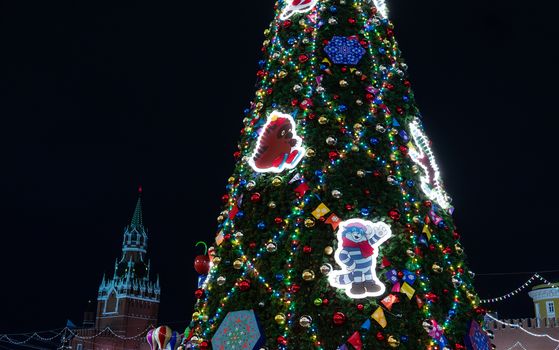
[329,219,392,299]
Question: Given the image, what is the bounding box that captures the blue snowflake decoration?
[464,320,491,350]
[211,310,264,350]
[324,36,366,65]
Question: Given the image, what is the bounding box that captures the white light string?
[485,314,559,343]
[480,273,559,304]
[503,342,528,350]
[0,326,152,345]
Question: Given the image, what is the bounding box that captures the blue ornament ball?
[257,221,266,230]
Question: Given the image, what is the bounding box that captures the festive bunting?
[401,282,416,300]
[325,213,342,229]
[229,205,239,220]
[360,319,371,331]
[215,231,225,246]
[294,182,310,197]
[346,331,363,350]
[312,203,331,219]
[381,294,399,311]
[422,225,432,240]
[371,307,387,328]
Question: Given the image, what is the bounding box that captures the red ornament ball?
[303,246,313,254]
[277,336,287,346]
[299,54,309,63]
[357,304,364,311]
[453,231,461,240]
[194,288,205,299]
[194,255,210,275]
[221,194,229,203]
[238,280,251,291]
[333,312,347,326]
[322,298,329,305]
[249,242,257,249]
[388,209,401,221]
[199,341,209,350]
[376,332,385,341]
[250,193,261,202]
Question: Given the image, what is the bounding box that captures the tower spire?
[130,186,143,228]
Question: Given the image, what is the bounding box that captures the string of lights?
[480,273,559,304]
[485,314,559,343]
[0,326,151,346]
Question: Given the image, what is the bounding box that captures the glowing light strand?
[480,273,559,304]
[486,314,559,343]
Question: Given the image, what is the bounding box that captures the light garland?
[371,0,389,18]
[408,118,452,210]
[0,326,152,346]
[480,273,559,304]
[486,314,559,343]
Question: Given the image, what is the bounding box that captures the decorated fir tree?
[187,0,489,349]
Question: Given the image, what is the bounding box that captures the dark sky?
[1,0,558,335]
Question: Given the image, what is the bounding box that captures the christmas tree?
[187,1,486,349]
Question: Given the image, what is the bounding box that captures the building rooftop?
[533,283,559,291]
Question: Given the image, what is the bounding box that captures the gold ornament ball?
[357,170,366,178]
[212,256,222,264]
[306,148,316,157]
[192,312,200,320]
[202,315,209,322]
[432,263,443,273]
[467,292,477,301]
[455,244,464,255]
[351,145,360,152]
[304,218,316,228]
[324,246,334,255]
[275,313,286,325]
[318,116,328,125]
[353,123,363,131]
[339,80,349,88]
[278,70,288,79]
[272,176,283,187]
[268,201,277,209]
[302,269,316,281]
[387,335,400,348]
[233,259,243,269]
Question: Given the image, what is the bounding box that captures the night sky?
[1,0,558,335]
